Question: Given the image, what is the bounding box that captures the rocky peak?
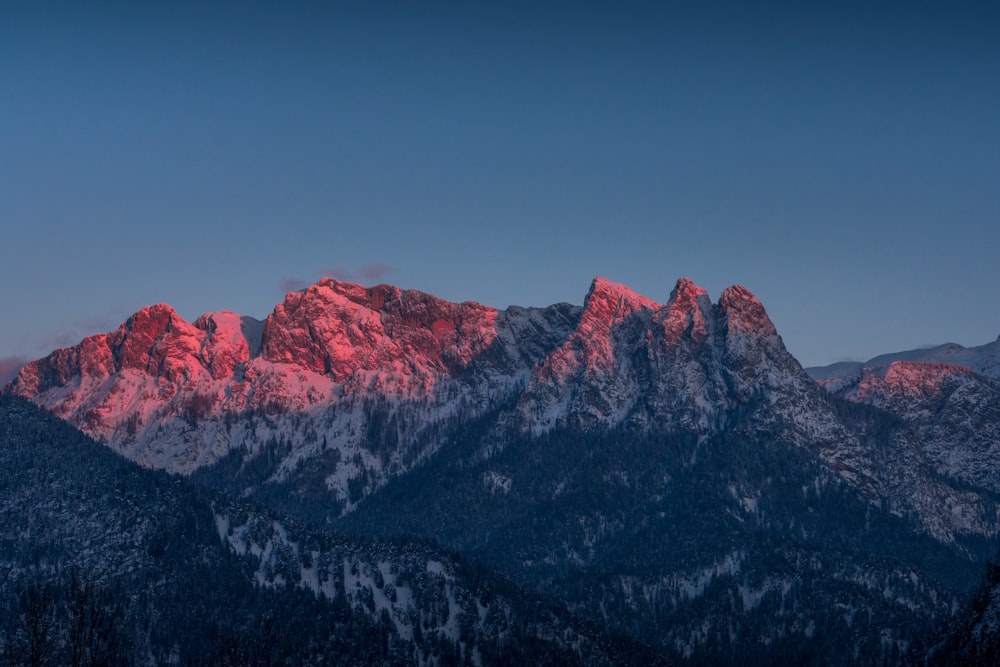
[261,278,501,381]
[709,284,809,405]
[7,334,110,396]
[543,278,657,377]
[582,277,659,324]
[717,284,777,337]
[194,311,257,380]
[670,277,708,302]
[652,277,713,344]
[115,303,181,345]
[514,277,817,433]
[261,280,389,377]
[845,361,979,405]
[104,304,205,382]
[511,278,658,432]
[319,277,377,303]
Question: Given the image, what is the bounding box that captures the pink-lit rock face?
[3,278,532,485]
[4,275,817,511]
[651,278,711,345]
[517,277,659,431]
[717,285,777,337]
[533,277,658,385]
[110,304,206,382]
[16,305,257,397]
[7,304,263,457]
[823,360,1000,497]
[194,311,254,381]
[8,275,998,545]
[641,279,725,431]
[261,279,499,383]
[14,333,114,396]
[848,361,977,405]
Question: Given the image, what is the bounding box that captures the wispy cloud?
[356,263,393,282]
[44,332,80,349]
[37,315,121,352]
[279,278,309,293]
[321,266,352,281]
[0,357,25,385]
[279,263,396,295]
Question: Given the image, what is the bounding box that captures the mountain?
[1,276,870,514]
[5,278,580,516]
[336,282,1000,662]
[817,361,1000,495]
[807,336,1000,384]
[6,276,1000,664]
[0,394,658,665]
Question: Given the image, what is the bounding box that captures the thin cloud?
[279,278,309,293]
[0,357,25,385]
[279,264,395,295]
[321,267,352,281]
[44,332,81,349]
[38,315,121,352]
[356,263,393,283]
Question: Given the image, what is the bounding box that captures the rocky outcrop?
[824,361,1000,495]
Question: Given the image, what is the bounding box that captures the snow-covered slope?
[821,361,1000,496]
[0,394,652,666]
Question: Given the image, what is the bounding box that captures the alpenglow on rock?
[5,276,805,505]
[3,274,997,542]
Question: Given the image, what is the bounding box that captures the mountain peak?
[719,284,757,304]
[8,274,803,475]
[653,277,713,344]
[587,275,630,296]
[115,302,190,350]
[109,304,207,382]
[718,284,776,336]
[583,277,659,318]
[127,302,180,327]
[143,302,176,314]
[313,277,380,303]
[669,277,709,303]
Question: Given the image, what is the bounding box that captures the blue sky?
[2,1,998,378]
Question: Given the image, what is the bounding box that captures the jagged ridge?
[4,275,794,507]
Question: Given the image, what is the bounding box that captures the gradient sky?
[2,1,998,379]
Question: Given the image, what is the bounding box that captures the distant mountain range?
[4,276,1000,664]
[807,336,1000,383]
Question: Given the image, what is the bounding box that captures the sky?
[1,1,998,381]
